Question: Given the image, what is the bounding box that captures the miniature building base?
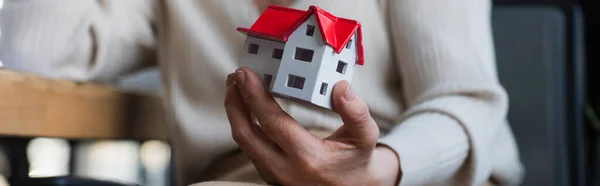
[270,91,334,111]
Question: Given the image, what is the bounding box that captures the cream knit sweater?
[0,0,524,185]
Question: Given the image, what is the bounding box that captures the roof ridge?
[309,5,339,23]
[308,6,361,25]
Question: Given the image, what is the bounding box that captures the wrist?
[369,146,401,186]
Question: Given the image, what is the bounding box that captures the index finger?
[232,67,321,153]
[225,76,284,162]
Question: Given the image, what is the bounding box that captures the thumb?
[331,81,380,146]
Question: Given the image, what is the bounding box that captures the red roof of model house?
[237,5,365,66]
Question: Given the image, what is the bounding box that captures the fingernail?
[234,69,246,86]
[344,85,355,101]
[226,73,234,87]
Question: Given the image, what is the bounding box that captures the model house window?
[263,74,273,89]
[346,39,353,49]
[336,60,348,74]
[319,83,328,95]
[248,43,259,54]
[295,47,314,62]
[306,25,315,36]
[272,48,284,60]
[287,75,306,90]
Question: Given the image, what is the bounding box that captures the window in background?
[27,138,71,178]
[0,175,7,186]
[140,140,171,186]
[74,141,141,185]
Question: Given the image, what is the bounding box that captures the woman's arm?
[379,0,508,185]
[0,0,156,81]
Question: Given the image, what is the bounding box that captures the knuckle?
[298,154,322,175]
[350,104,372,124]
[240,83,266,102]
[260,162,292,185]
[241,89,259,103]
[260,111,282,124]
[362,131,380,148]
[259,112,288,132]
[231,129,251,145]
[369,127,381,142]
[300,161,319,175]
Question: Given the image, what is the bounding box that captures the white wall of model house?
[240,36,285,90]
[240,15,358,109]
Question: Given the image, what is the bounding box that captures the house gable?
[270,14,328,102]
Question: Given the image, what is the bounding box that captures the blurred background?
[0,0,600,185]
[0,0,170,184]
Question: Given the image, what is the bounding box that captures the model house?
[237,5,364,109]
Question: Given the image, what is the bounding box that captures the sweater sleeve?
[0,0,156,81]
[378,0,508,185]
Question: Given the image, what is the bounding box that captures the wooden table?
[0,70,169,140]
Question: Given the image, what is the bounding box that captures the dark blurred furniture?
[13,176,133,186]
[581,1,600,186]
[495,0,578,3]
[492,3,587,186]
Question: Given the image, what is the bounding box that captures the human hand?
[224,67,400,186]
